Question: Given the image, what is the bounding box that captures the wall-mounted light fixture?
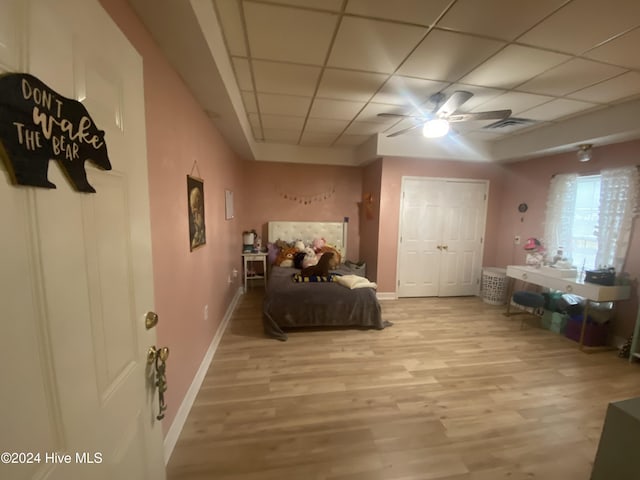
[577,144,593,162]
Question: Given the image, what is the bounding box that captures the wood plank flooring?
[166,290,640,480]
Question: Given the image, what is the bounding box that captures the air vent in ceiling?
[485,117,536,129]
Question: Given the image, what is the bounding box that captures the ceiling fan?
[378,90,512,138]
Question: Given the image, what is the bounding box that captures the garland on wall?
[277,185,336,205]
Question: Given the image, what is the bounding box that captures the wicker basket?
[482,267,507,305]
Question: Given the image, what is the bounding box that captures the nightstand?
[242,252,268,293]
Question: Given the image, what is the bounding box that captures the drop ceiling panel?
[472,91,554,116]
[232,57,253,90]
[567,71,640,104]
[345,0,452,26]
[346,121,388,135]
[398,30,505,82]
[268,0,344,12]
[305,118,350,133]
[316,69,388,101]
[327,16,427,73]
[438,0,568,41]
[584,27,640,69]
[520,98,598,121]
[241,91,258,113]
[252,60,321,96]
[356,103,409,123]
[244,2,337,65]
[517,58,627,96]
[460,44,570,89]
[248,113,262,136]
[309,98,366,120]
[300,132,338,146]
[263,129,301,143]
[215,0,247,56]
[257,93,311,116]
[518,0,640,54]
[370,76,448,106]
[260,114,305,130]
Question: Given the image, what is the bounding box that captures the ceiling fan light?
[423,119,450,138]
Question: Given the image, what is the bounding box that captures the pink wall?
[375,157,507,292]
[238,161,362,260]
[101,0,243,431]
[496,141,640,337]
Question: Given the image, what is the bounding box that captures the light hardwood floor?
[167,290,640,480]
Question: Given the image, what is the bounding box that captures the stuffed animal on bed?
[275,246,297,267]
[301,246,318,268]
[318,245,342,264]
[301,251,337,277]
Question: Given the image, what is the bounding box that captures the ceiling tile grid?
[213,0,640,148]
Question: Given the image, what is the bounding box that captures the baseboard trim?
[163,286,243,464]
[377,291,398,300]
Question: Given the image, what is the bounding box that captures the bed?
[262,221,390,341]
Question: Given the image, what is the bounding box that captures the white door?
[397,177,487,298]
[397,179,442,297]
[0,1,165,479]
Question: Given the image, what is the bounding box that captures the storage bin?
[565,315,609,346]
[482,267,507,305]
[541,310,568,333]
[550,312,569,333]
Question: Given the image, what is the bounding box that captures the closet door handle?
[442,245,448,250]
[437,245,442,250]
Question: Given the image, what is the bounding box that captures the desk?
[242,252,268,293]
[505,265,631,351]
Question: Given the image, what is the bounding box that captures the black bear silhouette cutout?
[0,73,111,193]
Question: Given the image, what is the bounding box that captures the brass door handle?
[145,311,159,330]
[437,245,442,250]
[442,245,448,250]
[148,345,170,420]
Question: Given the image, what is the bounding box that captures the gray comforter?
[263,266,389,341]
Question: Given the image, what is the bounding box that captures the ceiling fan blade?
[447,109,512,123]
[386,123,423,137]
[436,90,473,116]
[377,112,424,119]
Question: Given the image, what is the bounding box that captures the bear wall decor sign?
[0,73,111,193]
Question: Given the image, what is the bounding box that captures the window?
[571,175,600,270]
[543,166,639,273]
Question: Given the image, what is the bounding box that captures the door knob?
[144,311,158,330]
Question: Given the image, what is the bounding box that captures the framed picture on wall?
[187,175,206,251]
[225,189,234,220]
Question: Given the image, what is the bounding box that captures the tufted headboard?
[268,221,347,261]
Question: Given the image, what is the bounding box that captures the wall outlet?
[232,268,238,278]
[204,304,208,321]
[514,235,521,245]
[227,275,232,285]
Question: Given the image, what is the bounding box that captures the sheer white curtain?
[596,166,640,271]
[543,173,577,261]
